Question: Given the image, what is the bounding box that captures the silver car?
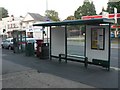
[1,38,13,50]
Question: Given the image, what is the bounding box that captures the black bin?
[40,43,49,59]
[25,43,34,56]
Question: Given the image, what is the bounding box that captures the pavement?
[0,37,119,89]
[1,49,119,88]
[1,49,95,88]
[2,70,94,88]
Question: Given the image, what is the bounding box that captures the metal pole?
[114,8,118,37]
[46,0,49,43]
[42,30,44,42]
[108,24,111,71]
[114,8,117,24]
[47,27,48,43]
[46,0,48,11]
[49,26,52,60]
[65,25,67,63]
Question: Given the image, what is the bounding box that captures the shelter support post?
[65,25,67,63]
[59,54,62,63]
[49,26,52,60]
[108,24,111,71]
[84,57,88,68]
[84,25,87,68]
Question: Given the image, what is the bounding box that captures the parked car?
[118,33,120,38]
[1,38,13,50]
[111,33,115,38]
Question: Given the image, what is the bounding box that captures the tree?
[99,7,106,15]
[65,15,76,20]
[106,0,120,25]
[45,10,60,21]
[74,0,96,19]
[106,0,120,14]
[0,7,9,20]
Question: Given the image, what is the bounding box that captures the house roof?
[28,13,47,21]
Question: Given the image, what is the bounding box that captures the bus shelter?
[33,18,114,71]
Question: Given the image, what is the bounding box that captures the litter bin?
[39,43,49,59]
[25,43,34,56]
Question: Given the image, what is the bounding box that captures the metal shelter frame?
[33,18,114,70]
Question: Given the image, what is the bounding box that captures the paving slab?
[2,70,94,88]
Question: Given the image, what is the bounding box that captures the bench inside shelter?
[59,54,88,68]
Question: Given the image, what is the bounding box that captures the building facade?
[0,17,10,39]
[0,15,23,38]
[0,13,48,39]
[22,13,47,39]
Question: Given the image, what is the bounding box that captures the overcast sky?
[0,0,109,20]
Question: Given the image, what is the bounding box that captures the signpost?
[114,8,118,37]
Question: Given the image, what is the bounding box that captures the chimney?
[11,15,14,21]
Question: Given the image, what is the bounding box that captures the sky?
[0,0,109,20]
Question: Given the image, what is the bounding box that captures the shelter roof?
[33,18,114,27]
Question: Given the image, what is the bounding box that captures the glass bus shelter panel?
[51,26,65,57]
[67,25,85,56]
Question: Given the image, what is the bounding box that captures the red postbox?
[36,40,43,57]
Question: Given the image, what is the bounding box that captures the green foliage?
[0,7,9,20]
[45,10,60,21]
[65,16,79,30]
[111,28,115,31]
[106,0,120,25]
[106,0,120,13]
[65,15,76,20]
[99,7,107,15]
[74,0,96,19]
